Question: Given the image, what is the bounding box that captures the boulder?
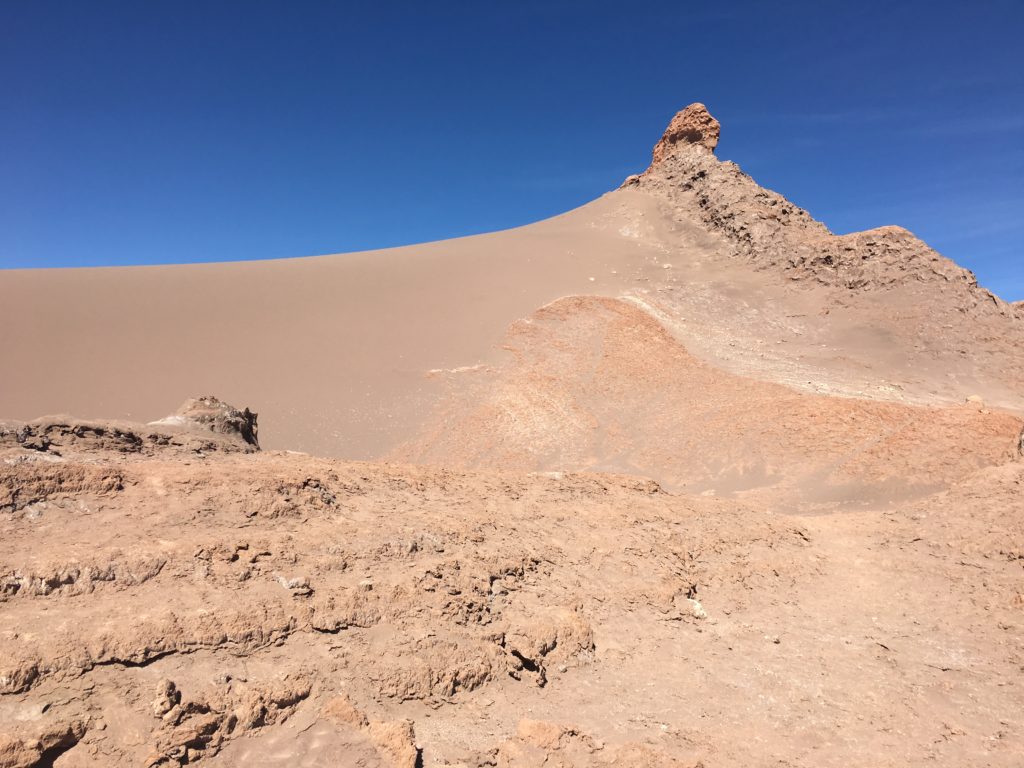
[150,396,259,449]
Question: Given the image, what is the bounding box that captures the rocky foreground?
[1,400,1023,767]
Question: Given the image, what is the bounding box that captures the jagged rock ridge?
[623,103,1015,316]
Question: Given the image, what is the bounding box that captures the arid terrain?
[2,104,1022,767]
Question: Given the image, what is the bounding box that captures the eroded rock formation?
[624,103,1015,313]
[151,396,259,449]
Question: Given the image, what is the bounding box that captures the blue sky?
[2,1,1022,300]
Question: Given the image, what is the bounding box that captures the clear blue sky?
[2,1,1022,300]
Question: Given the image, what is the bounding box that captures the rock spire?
[650,102,720,165]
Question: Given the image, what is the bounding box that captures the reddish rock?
[650,102,720,165]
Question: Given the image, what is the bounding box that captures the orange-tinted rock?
[650,102,720,165]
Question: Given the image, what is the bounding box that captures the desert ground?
[2,104,1022,767]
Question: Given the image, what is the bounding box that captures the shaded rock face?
[0,397,264,461]
[152,396,259,449]
[651,102,721,163]
[0,413,259,463]
[0,719,86,768]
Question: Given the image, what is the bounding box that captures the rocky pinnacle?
[651,102,720,163]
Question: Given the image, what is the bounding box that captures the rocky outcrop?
[623,102,720,188]
[1,397,261,460]
[0,719,86,768]
[651,102,720,161]
[622,104,1015,316]
[143,676,311,766]
[321,695,420,768]
[150,396,259,449]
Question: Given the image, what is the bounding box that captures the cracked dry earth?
[2,417,1023,767]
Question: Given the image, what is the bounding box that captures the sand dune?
[0,193,675,457]
[3,104,1021,463]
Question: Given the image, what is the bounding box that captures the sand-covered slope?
[0,191,686,458]
[2,105,1021,464]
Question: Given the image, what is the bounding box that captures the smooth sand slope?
[2,105,1021,465]
[0,193,674,457]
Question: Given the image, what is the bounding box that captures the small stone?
[151,679,180,717]
[687,598,707,619]
[149,395,259,448]
[275,573,312,596]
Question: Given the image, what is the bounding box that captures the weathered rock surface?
[482,719,698,767]
[0,718,86,768]
[624,105,1015,312]
[0,398,259,465]
[2,409,1023,765]
[150,396,259,449]
[651,101,721,160]
[321,695,420,767]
